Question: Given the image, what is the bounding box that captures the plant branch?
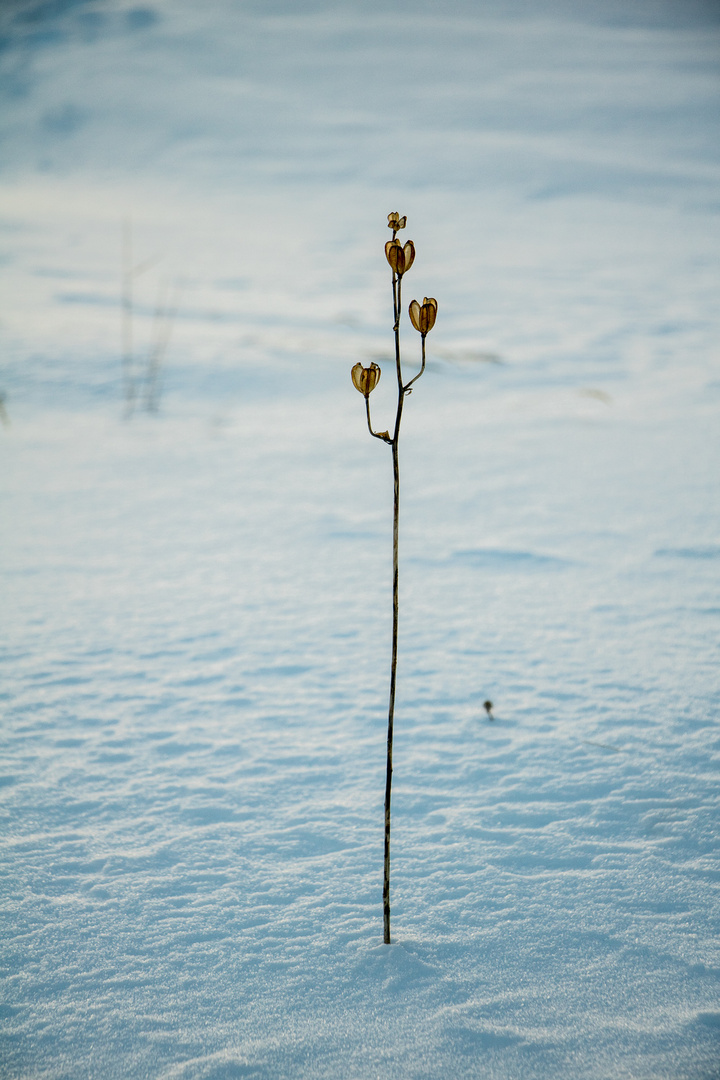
[392,276,406,443]
[403,334,427,393]
[365,395,391,443]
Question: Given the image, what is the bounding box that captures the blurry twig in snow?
[582,739,623,753]
[120,218,164,419]
[578,388,613,405]
[142,281,180,413]
[351,211,437,946]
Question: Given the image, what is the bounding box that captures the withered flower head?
[387,212,407,231]
[384,239,415,277]
[408,297,438,335]
[351,361,381,397]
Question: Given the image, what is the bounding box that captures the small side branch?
[366,396,391,443]
[403,335,427,394]
[143,280,180,413]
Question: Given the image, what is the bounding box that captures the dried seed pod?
[408,296,438,334]
[385,239,415,276]
[351,361,381,397]
[387,212,407,231]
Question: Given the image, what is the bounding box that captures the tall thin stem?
[384,266,407,944]
[384,437,399,944]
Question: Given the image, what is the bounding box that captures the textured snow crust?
[1,2,720,1078]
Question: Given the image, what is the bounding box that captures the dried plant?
[351,212,437,944]
[121,219,176,418]
[142,281,179,413]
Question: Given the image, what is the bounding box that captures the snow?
[1,1,719,1077]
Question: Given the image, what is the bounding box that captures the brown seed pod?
[351,361,381,397]
[408,296,438,334]
[385,239,415,276]
[387,212,407,231]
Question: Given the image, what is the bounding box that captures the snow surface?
[1,1,720,1077]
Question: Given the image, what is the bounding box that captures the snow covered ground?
[1,1,720,1077]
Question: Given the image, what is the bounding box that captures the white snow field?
[1,1,720,1077]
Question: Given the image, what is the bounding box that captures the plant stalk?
[384,264,406,944]
[384,435,399,944]
[361,219,431,944]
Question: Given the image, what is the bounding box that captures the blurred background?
[1,0,719,415]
